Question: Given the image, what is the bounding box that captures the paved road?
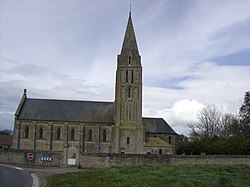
[0,164,33,187]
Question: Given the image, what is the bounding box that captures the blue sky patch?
[213,50,250,66]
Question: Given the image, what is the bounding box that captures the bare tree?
[220,113,240,138]
[188,105,222,139]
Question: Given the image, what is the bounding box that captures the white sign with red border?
[27,152,34,161]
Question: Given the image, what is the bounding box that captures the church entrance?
[67,147,77,165]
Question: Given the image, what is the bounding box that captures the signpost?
[27,152,34,161]
[40,156,53,162]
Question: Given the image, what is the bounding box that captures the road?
[0,164,33,187]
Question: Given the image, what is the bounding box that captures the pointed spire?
[120,8,139,55]
[129,4,131,17]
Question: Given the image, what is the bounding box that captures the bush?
[177,137,250,155]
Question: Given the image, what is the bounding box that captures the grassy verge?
[47,164,250,187]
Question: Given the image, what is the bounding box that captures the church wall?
[51,123,64,151]
[15,119,114,154]
[119,127,144,154]
[18,121,35,150]
[99,126,112,153]
[15,119,176,155]
[145,146,173,155]
[35,122,49,150]
[35,140,47,151]
[84,124,98,153]
[64,123,81,162]
[52,141,64,151]
[146,133,177,153]
[84,124,112,153]
[19,139,34,150]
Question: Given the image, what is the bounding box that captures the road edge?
[31,173,41,187]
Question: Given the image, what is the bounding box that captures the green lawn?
[47,164,250,187]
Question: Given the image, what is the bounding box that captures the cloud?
[156,99,205,135]
[140,0,250,78]
[142,61,250,135]
[0,0,249,137]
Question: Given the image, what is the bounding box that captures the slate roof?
[16,97,177,134]
[17,98,114,123]
[143,117,177,135]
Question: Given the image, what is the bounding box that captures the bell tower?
[112,11,144,153]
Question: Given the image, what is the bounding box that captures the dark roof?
[143,117,177,135]
[0,135,12,145]
[17,98,114,123]
[16,97,177,135]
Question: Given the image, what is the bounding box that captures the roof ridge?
[142,117,164,120]
[26,98,114,104]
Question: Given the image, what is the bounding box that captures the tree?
[239,91,250,137]
[0,129,12,135]
[220,113,240,138]
[188,105,221,139]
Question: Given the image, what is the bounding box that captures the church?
[12,12,177,163]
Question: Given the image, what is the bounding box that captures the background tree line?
[177,91,250,155]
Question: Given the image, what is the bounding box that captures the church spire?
[129,4,131,17]
[120,9,139,56]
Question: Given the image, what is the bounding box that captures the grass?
[47,164,250,187]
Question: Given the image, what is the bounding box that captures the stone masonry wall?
[173,155,250,165]
[0,149,63,167]
[79,154,250,168]
[1,149,250,168]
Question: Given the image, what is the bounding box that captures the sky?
[0,0,250,136]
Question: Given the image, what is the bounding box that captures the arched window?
[39,127,43,139]
[128,87,131,98]
[103,130,106,142]
[56,128,61,140]
[131,71,133,83]
[88,129,92,141]
[159,149,162,155]
[126,70,128,82]
[128,55,132,64]
[70,128,75,140]
[127,137,130,145]
[24,126,29,138]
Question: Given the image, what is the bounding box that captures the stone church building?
[12,12,177,164]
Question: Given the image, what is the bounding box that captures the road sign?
[27,152,34,161]
[40,156,53,162]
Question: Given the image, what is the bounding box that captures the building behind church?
[12,12,177,165]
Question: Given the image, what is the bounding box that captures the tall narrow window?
[169,136,171,144]
[103,130,107,142]
[88,129,92,141]
[159,149,162,155]
[24,126,29,138]
[70,128,75,140]
[127,137,130,145]
[131,71,133,83]
[128,87,131,98]
[39,127,43,139]
[128,55,132,64]
[56,128,61,140]
[126,70,128,82]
